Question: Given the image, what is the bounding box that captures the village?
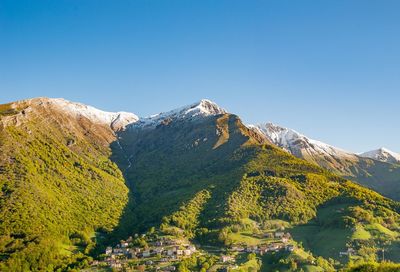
[92,233,197,271]
[90,227,298,271]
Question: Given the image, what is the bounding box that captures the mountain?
[360,147,400,164]
[32,97,139,130]
[253,122,400,201]
[111,103,400,270]
[0,98,132,271]
[131,99,227,129]
[251,123,356,169]
[1,98,400,271]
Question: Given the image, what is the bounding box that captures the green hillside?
[344,160,400,201]
[0,100,129,271]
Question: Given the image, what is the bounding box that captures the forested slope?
[0,99,129,271]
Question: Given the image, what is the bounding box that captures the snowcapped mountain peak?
[195,99,227,116]
[360,147,400,164]
[26,97,139,130]
[131,99,227,129]
[258,122,304,145]
[252,122,353,160]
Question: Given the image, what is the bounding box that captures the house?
[110,261,122,269]
[153,247,164,255]
[105,247,113,255]
[176,249,183,256]
[221,255,234,263]
[142,250,151,257]
[268,244,280,252]
[121,241,129,248]
[231,246,245,252]
[167,249,174,256]
[264,233,274,239]
[163,266,176,271]
[340,248,356,257]
[163,238,175,245]
[347,248,356,255]
[130,248,141,255]
[183,249,191,256]
[286,245,295,252]
[259,246,268,255]
[275,232,284,238]
[188,245,196,252]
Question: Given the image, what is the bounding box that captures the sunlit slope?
[0,99,129,271]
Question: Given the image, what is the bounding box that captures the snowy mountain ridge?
[250,122,400,165]
[23,98,226,131]
[22,98,399,164]
[130,99,227,129]
[251,122,354,159]
[25,97,139,130]
[360,148,400,164]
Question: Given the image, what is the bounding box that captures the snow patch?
[41,98,139,130]
[251,122,354,158]
[360,148,400,164]
[131,99,226,129]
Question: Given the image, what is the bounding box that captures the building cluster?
[229,232,295,255]
[339,247,356,257]
[102,235,197,270]
[230,243,295,255]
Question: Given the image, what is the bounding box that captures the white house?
[105,247,113,255]
[142,251,151,258]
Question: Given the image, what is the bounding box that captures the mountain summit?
[252,122,354,161]
[360,147,400,164]
[131,99,227,128]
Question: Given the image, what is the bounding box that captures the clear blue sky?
[1,0,399,153]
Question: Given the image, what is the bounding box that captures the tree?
[290,260,298,271]
[248,253,256,261]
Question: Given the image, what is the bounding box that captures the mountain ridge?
[360,147,400,164]
[1,97,400,271]
[252,122,400,200]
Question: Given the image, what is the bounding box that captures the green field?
[290,202,354,261]
[351,225,372,240]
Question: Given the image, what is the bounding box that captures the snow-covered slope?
[252,123,354,159]
[28,98,139,130]
[360,148,400,164]
[131,99,227,129]
[249,122,362,175]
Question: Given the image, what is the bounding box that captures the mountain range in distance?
[18,97,400,200]
[252,122,400,201]
[1,97,400,272]
[26,97,399,164]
